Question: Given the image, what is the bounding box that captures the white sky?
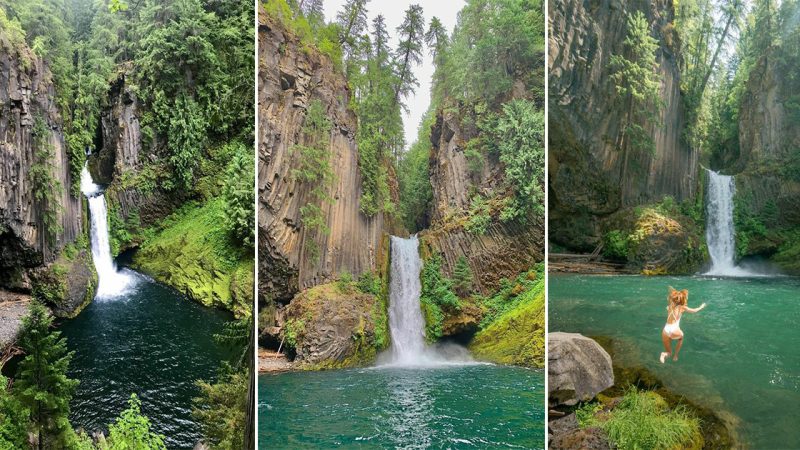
[323,0,465,150]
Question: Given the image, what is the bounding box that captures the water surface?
[60,271,233,448]
[259,365,544,449]
[550,274,800,448]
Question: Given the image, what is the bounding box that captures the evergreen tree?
[393,4,425,106]
[15,301,79,450]
[610,11,662,198]
[452,256,474,297]
[0,375,28,449]
[104,394,167,449]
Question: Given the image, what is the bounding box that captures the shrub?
[603,230,630,260]
[580,388,701,450]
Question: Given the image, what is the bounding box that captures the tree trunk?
[697,6,736,99]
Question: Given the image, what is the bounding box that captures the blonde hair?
[668,286,688,308]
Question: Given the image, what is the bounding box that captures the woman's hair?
[668,286,688,307]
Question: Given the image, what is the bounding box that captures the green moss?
[469,280,544,367]
[31,264,68,307]
[577,388,702,450]
[132,198,252,318]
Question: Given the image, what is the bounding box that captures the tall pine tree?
[15,301,79,450]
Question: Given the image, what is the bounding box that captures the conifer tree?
[15,301,79,450]
[610,11,662,196]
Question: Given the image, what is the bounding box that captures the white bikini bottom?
[663,322,681,336]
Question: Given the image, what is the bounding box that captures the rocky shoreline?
[548,332,736,449]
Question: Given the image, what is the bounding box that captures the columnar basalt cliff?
[548,0,699,250]
[723,53,800,267]
[0,34,94,318]
[259,11,393,306]
[0,41,82,271]
[422,107,544,293]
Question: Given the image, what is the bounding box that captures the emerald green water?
[59,271,233,449]
[550,274,800,448]
[259,365,544,449]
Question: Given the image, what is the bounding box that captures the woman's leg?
[673,331,684,361]
[660,330,672,363]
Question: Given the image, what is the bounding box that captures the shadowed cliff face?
[259,10,394,305]
[725,53,800,262]
[0,38,82,272]
[422,107,544,294]
[548,0,698,250]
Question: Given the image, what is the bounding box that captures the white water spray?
[704,169,753,277]
[380,236,475,367]
[80,165,133,297]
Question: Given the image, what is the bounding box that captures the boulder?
[280,283,384,368]
[549,427,612,450]
[548,332,613,407]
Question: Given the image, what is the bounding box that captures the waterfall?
[81,165,133,298]
[387,236,427,363]
[704,169,752,276]
[381,236,474,367]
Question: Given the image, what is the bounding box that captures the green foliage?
[221,142,255,250]
[356,271,381,296]
[15,301,79,449]
[0,375,29,449]
[452,256,473,297]
[264,0,344,69]
[733,193,767,259]
[104,394,166,449]
[30,116,63,246]
[133,199,253,317]
[610,11,662,182]
[419,254,460,342]
[398,109,434,232]
[603,230,630,260]
[440,0,545,104]
[466,195,492,235]
[494,100,545,220]
[337,270,353,293]
[31,263,68,307]
[291,99,335,257]
[579,388,701,450]
[469,267,545,367]
[192,367,247,450]
[284,318,306,350]
[479,264,543,329]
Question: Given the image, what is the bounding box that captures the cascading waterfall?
[80,164,133,297]
[704,169,752,276]
[387,236,427,363]
[382,235,473,367]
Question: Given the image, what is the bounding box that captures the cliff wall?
[548,0,698,250]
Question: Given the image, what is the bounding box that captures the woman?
[660,287,706,363]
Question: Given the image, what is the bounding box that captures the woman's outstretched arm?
[685,303,707,313]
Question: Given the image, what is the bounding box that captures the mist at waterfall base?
[376,236,475,367]
[259,235,544,448]
[62,167,233,447]
[551,274,800,448]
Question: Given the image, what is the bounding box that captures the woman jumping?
[660,287,706,363]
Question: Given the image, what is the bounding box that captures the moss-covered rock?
[132,198,253,318]
[30,247,97,318]
[280,283,387,369]
[469,284,545,367]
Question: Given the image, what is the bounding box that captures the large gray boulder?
[548,332,613,407]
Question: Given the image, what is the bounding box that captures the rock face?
[549,332,614,407]
[278,283,382,368]
[0,32,83,274]
[259,10,393,304]
[422,105,544,293]
[548,0,699,250]
[90,74,178,236]
[89,75,141,185]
